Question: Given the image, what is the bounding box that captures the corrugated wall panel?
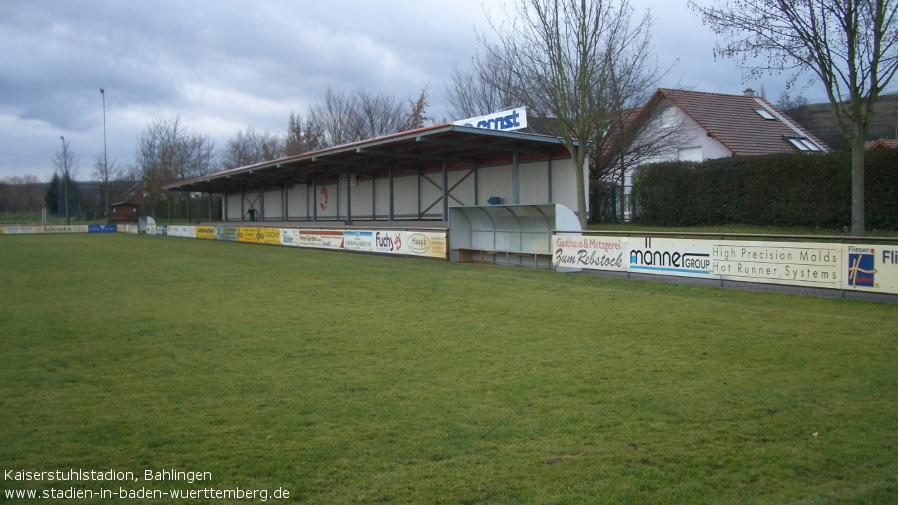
[447,168,476,207]
[392,174,419,218]
[317,184,339,219]
[263,188,283,219]
[419,171,444,218]
[477,165,514,206]
[519,161,550,205]
[352,178,375,219]
[551,158,579,212]
[287,184,310,219]
[225,193,241,220]
[374,177,391,218]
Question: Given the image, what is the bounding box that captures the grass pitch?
[1,234,896,504]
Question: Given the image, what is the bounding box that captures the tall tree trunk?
[850,131,865,236]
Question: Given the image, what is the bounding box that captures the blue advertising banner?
[89,224,118,233]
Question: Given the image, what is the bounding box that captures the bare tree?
[480,0,658,228]
[308,86,431,148]
[285,112,322,156]
[221,127,285,170]
[53,137,80,224]
[690,0,898,236]
[92,153,117,217]
[445,53,519,120]
[134,116,216,220]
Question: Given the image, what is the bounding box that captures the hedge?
[631,149,898,229]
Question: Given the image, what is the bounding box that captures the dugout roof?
[163,124,576,194]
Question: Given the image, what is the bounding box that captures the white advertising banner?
[552,235,627,271]
[298,230,344,250]
[373,230,406,255]
[167,225,196,238]
[551,234,898,295]
[843,244,898,294]
[453,107,528,132]
[280,228,302,247]
[343,230,374,252]
[712,240,842,289]
[404,231,447,258]
[628,237,714,279]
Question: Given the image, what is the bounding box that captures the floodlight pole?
[60,136,70,225]
[100,88,109,216]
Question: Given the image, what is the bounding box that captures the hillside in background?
[785,93,898,151]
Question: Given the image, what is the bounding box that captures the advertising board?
[404,231,447,258]
[196,226,215,240]
[712,240,842,289]
[215,226,237,241]
[628,238,714,279]
[552,235,627,271]
[280,228,301,247]
[373,230,405,255]
[298,230,344,249]
[237,227,259,243]
[343,230,374,252]
[843,244,898,294]
[259,227,281,245]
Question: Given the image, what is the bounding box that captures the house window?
[678,146,703,161]
[661,107,677,128]
[754,108,776,120]
[785,135,822,151]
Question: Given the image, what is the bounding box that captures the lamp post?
[60,136,70,225]
[100,88,109,216]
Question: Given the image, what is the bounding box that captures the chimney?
[743,88,756,97]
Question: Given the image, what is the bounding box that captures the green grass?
[1,234,897,504]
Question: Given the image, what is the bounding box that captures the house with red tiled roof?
[623,88,829,187]
[865,138,898,149]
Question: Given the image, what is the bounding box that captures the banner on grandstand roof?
[453,107,527,132]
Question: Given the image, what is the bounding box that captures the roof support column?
[513,151,521,204]
[241,187,245,222]
[389,167,394,221]
[312,175,318,222]
[208,192,212,222]
[283,183,288,221]
[474,164,479,205]
[223,192,228,222]
[345,171,353,225]
[372,176,376,220]
[416,168,421,220]
[547,154,553,203]
[442,161,448,219]
[260,185,265,221]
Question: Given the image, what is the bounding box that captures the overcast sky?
[0,0,833,181]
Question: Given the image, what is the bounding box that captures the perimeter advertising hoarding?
[713,240,842,290]
[280,228,301,247]
[298,230,344,249]
[215,226,237,241]
[146,224,157,236]
[373,230,405,255]
[167,226,196,238]
[260,227,281,245]
[343,230,373,252]
[551,234,898,295]
[628,238,714,279]
[88,224,117,233]
[196,226,215,240]
[237,227,259,243]
[553,235,627,271]
[0,225,92,234]
[405,232,447,258]
[844,244,898,294]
